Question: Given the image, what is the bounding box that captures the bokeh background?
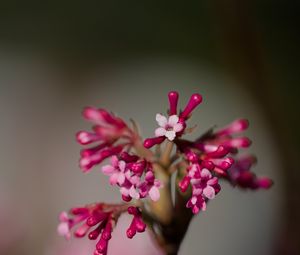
[0,1,299,255]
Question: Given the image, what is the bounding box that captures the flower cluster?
[102,153,161,202]
[76,107,134,173]
[59,90,273,255]
[57,203,144,255]
[175,118,272,214]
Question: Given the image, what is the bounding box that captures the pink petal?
[129,186,140,199]
[111,155,119,167]
[203,186,215,199]
[101,165,115,175]
[155,127,166,137]
[168,115,179,126]
[109,173,119,185]
[149,186,160,201]
[118,160,126,172]
[200,168,212,179]
[130,175,141,185]
[207,177,218,186]
[193,188,202,196]
[117,173,126,185]
[156,113,167,127]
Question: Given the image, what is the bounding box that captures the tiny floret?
[155,113,183,141]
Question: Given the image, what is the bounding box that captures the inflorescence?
[58,91,273,255]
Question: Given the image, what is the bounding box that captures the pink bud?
[96,238,108,253]
[129,160,146,173]
[257,178,273,189]
[168,91,179,115]
[83,107,104,122]
[127,206,138,215]
[143,136,165,148]
[222,137,252,149]
[135,217,146,232]
[201,160,214,170]
[126,227,136,239]
[205,145,229,158]
[180,93,202,119]
[186,151,198,163]
[216,119,249,136]
[120,152,139,162]
[88,226,102,240]
[71,207,89,215]
[97,109,126,129]
[122,195,132,202]
[179,176,191,192]
[76,131,101,145]
[74,224,90,238]
[101,222,112,240]
[86,212,107,226]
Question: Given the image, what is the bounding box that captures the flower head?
[59,90,273,255]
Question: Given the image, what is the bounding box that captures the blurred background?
[0,1,299,255]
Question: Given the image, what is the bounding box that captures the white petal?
[165,130,176,141]
[168,115,179,126]
[109,173,119,185]
[156,113,167,127]
[129,186,140,199]
[173,123,183,132]
[155,127,166,137]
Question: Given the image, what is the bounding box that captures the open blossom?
[155,114,183,141]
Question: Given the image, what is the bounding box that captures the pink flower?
[102,156,127,186]
[184,165,221,214]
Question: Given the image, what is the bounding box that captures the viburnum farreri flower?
[58,90,273,255]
